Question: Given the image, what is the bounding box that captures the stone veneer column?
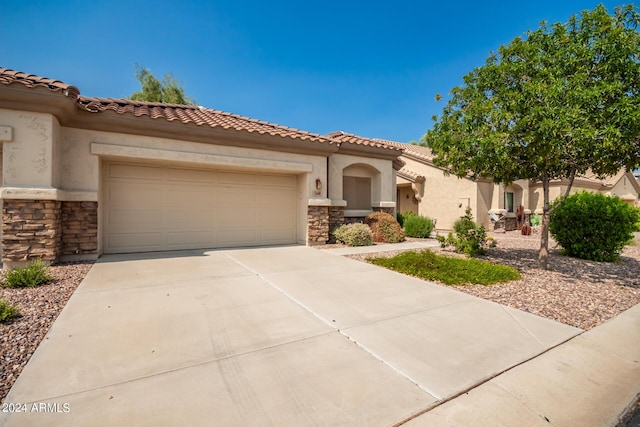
[61,201,98,256]
[328,206,345,243]
[2,199,62,263]
[307,206,329,245]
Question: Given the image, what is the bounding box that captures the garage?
[103,162,298,254]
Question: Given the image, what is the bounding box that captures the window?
[343,176,371,210]
[505,192,514,213]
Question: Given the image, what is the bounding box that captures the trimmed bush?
[436,208,487,256]
[365,212,405,243]
[333,223,374,247]
[403,214,435,238]
[3,259,53,288]
[550,191,640,262]
[0,298,19,323]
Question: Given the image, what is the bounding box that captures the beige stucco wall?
[607,174,640,204]
[0,109,60,189]
[328,153,396,209]
[399,157,480,230]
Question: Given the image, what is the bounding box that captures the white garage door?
[103,162,298,254]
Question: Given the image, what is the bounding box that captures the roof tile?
[75,96,334,143]
[326,131,404,153]
[0,67,80,98]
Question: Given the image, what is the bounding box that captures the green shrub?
[3,259,53,288]
[333,223,374,247]
[365,212,405,243]
[0,298,19,323]
[436,208,487,256]
[396,211,416,228]
[550,191,640,262]
[368,249,520,285]
[530,214,542,226]
[404,214,435,238]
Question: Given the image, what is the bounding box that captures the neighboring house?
[378,139,640,231]
[375,139,498,230]
[0,68,402,267]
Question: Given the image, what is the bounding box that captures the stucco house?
[0,68,402,267]
[380,140,640,231]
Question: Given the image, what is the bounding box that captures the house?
[0,68,403,268]
[376,139,498,230]
[374,139,640,231]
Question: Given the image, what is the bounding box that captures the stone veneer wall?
[307,206,329,245]
[328,206,345,243]
[2,199,62,262]
[61,201,98,256]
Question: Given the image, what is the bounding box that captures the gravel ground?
[342,232,640,331]
[0,261,94,403]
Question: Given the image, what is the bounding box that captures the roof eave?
[65,109,340,156]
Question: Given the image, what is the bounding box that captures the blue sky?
[0,1,629,142]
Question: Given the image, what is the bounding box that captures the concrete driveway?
[1,246,581,426]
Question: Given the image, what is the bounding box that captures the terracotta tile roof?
[76,96,334,143]
[575,169,626,187]
[326,131,404,153]
[377,139,435,162]
[397,167,425,183]
[0,67,80,98]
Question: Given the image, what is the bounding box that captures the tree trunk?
[538,177,550,270]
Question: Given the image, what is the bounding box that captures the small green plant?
[0,297,19,323]
[403,214,435,238]
[3,259,53,288]
[437,208,487,256]
[333,223,374,247]
[365,212,405,243]
[530,214,542,226]
[368,249,520,286]
[550,191,640,262]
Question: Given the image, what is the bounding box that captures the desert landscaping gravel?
[343,232,640,331]
[0,261,93,403]
[1,233,639,403]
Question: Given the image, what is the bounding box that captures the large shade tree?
[129,65,196,105]
[423,4,640,269]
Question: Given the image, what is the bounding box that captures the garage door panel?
[218,229,258,245]
[107,183,162,206]
[107,209,162,227]
[259,209,294,227]
[164,209,215,229]
[166,168,215,183]
[219,209,256,227]
[216,190,258,207]
[104,162,297,253]
[167,231,215,247]
[108,163,162,181]
[164,188,214,206]
[261,174,296,187]
[261,190,296,208]
[219,171,256,185]
[260,228,296,242]
[107,232,164,252]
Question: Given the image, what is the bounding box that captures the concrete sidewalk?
[0,245,595,426]
[404,302,640,426]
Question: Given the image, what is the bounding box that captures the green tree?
[129,65,196,105]
[423,4,640,269]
